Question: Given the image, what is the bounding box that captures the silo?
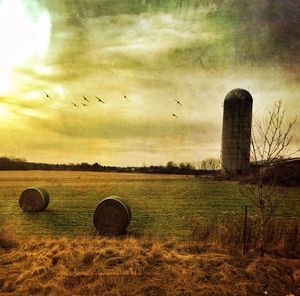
[221,88,253,174]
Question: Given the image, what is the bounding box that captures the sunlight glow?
[0,106,10,121]
[18,108,41,118]
[33,64,53,76]
[0,0,52,94]
[53,85,65,95]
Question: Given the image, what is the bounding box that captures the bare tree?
[240,100,299,256]
[200,157,221,170]
[251,100,298,165]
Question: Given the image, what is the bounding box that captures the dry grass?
[190,215,300,258]
[0,226,299,295]
[0,224,18,251]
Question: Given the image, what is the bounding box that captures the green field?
[0,171,299,239]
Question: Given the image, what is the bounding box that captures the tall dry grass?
[189,214,300,258]
[0,223,299,295]
[0,224,18,250]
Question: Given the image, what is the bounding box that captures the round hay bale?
[19,187,49,212]
[93,196,131,235]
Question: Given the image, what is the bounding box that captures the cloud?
[44,11,211,84]
[43,0,300,88]
[1,0,299,165]
[206,0,300,66]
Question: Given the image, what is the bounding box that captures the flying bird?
[72,102,79,108]
[174,99,182,106]
[43,91,52,100]
[123,94,129,101]
[81,103,88,107]
[82,95,89,102]
[172,113,179,118]
[96,96,105,104]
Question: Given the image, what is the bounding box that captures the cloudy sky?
[0,0,299,166]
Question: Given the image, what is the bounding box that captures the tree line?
[0,156,220,175]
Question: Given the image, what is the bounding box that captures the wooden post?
[243,205,248,255]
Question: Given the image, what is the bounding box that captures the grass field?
[0,170,299,239]
[1,232,299,295]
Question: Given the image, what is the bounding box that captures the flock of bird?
[43,91,182,118]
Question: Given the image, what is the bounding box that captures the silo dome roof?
[224,88,253,102]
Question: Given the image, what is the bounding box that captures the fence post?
[243,205,248,255]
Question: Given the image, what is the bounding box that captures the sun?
[0,0,52,94]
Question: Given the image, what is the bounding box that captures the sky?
[0,0,299,166]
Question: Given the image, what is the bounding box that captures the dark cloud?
[45,0,300,81]
[45,0,178,19]
[206,0,300,66]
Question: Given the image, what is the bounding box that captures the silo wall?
[221,89,253,175]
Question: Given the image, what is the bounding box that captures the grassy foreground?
[0,226,299,296]
[0,171,299,238]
